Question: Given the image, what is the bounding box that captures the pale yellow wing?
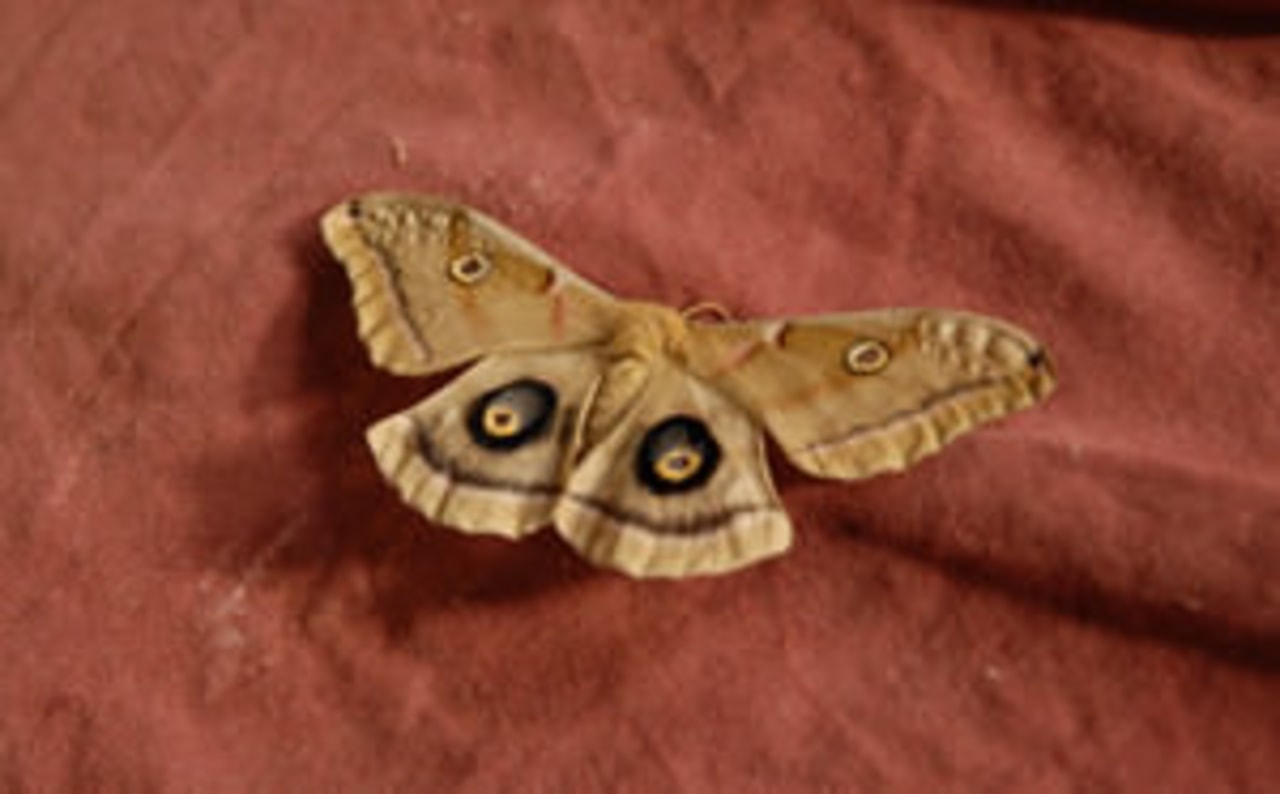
[684,309,1055,479]
[366,348,607,537]
[553,361,792,579]
[321,192,617,375]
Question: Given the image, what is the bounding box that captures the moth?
[321,192,1056,579]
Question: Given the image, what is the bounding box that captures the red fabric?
[3,2,1277,791]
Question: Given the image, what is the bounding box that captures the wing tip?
[320,198,438,374]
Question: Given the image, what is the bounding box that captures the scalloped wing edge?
[791,314,1056,479]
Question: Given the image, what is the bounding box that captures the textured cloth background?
[2,1,1277,791]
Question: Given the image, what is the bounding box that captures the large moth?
[321,192,1055,579]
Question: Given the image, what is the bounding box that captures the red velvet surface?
[3,2,1277,791]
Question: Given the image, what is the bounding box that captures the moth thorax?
[608,302,690,363]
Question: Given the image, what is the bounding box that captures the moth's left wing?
[554,362,792,579]
[685,309,1056,480]
[367,348,607,537]
[322,192,618,376]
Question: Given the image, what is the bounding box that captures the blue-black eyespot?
[635,416,721,495]
[466,379,557,451]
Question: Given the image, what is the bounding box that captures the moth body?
[322,192,1056,578]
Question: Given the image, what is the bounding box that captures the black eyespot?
[635,416,721,495]
[466,379,557,451]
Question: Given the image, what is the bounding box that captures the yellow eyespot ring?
[845,339,890,374]
[653,446,704,483]
[482,405,522,438]
[449,253,493,284]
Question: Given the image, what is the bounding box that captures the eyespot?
[481,405,522,438]
[635,416,721,495]
[654,447,705,483]
[466,379,557,451]
[844,338,890,375]
[449,253,493,285]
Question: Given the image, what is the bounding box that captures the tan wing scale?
[321,192,617,375]
[366,349,607,537]
[685,309,1055,479]
[553,361,792,579]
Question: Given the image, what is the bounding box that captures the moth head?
[844,338,891,375]
[635,416,721,495]
[466,379,557,450]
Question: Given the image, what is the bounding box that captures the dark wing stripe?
[562,492,780,537]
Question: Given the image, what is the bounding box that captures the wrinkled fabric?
[1,1,1277,791]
